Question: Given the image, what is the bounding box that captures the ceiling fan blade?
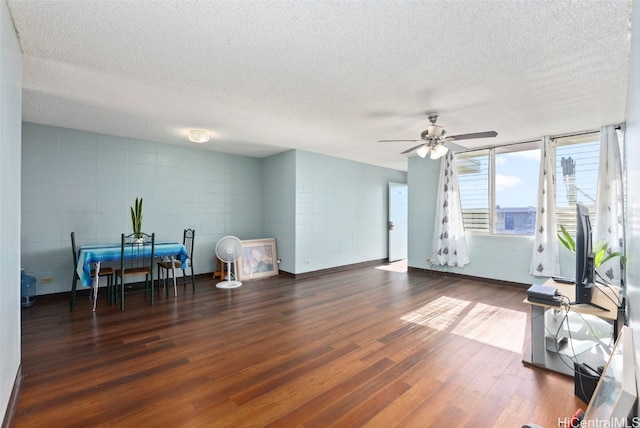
[443,141,468,152]
[400,143,426,155]
[448,131,497,141]
[379,139,422,143]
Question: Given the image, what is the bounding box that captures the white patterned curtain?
[431,151,469,267]
[594,125,624,285]
[530,136,560,277]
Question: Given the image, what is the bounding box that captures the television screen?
[574,203,596,306]
[575,203,592,287]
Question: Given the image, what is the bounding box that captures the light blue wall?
[21,123,263,294]
[624,0,640,383]
[261,150,296,273]
[294,151,406,274]
[407,156,439,269]
[0,1,22,423]
[21,125,408,289]
[407,156,575,285]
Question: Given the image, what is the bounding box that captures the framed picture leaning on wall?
[237,238,279,280]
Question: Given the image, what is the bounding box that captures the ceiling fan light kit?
[380,112,497,159]
[430,143,448,159]
[416,145,430,158]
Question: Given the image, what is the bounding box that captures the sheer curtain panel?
[594,125,624,285]
[530,136,561,277]
[431,152,470,267]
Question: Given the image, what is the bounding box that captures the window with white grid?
[456,134,600,236]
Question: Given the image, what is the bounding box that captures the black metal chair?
[114,232,155,311]
[157,228,195,297]
[70,232,114,312]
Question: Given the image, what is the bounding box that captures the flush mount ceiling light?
[187,129,210,143]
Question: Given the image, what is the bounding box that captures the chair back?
[70,232,79,269]
[120,232,155,275]
[70,232,81,280]
[183,229,195,262]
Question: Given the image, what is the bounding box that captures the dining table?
[75,242,189,310]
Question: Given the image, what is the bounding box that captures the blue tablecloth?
[77,242,189,287]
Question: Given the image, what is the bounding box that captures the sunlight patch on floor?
[402,296,527,353]
[452,302,526,353]
[401,296,471,331]
[375,259,407,272]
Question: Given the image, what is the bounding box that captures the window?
[555,132,600,234]
[494,143,540,235]
[458,149,490,232]
[456,133,600,236]
[458,142,540,235]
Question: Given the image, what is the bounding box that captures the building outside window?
[555,132,600,234]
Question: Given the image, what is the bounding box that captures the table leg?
[530,304,546,365]
[70,274,78,312]
[92,261,101,312]
[158,258,166,297]
[171,256,177,297]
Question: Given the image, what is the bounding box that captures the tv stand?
[523,278,620,377]
[570,300,609,312]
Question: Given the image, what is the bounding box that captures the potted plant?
[557,224,624,268]
[130,197,143,240]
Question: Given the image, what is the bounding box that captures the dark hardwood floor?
[13,264,585,427]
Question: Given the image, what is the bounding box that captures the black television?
[573,203,607,311]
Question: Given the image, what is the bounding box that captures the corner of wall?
[0,0,23,423]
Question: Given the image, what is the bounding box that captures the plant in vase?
[130,197,143,240]
[557,224,625,268]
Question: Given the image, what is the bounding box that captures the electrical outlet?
[41,277,53,283]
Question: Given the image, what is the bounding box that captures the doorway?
[388,182,408,262]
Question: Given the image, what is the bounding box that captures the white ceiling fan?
[379,113,498,159]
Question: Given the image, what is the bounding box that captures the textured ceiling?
[7,0,632,171]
